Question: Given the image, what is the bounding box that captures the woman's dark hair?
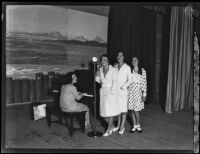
[117,51,125,57]
[62,71,76,85]
[117,51,126,63]
[100,54,110,64]
[131,57,143,75]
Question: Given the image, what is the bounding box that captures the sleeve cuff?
[95,76,100,83]
[143,92,147,97]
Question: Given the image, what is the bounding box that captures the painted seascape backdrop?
[6,5,107,79]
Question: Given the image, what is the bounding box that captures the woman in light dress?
[60,72,91,128]
[95,54,120,136]
[128,57,147,133]
[113,52,132,135]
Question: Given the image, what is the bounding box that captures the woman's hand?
[142,96,146,102]
[96,64,101,76]
[81,92,87,95]
[113,63,118,67]
[97,64,101,71]
[96,70,100,76]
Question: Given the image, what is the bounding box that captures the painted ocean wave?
[6,33,106,78]
[6,64,81,79]
[6,65,42,77]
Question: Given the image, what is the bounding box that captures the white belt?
[101,85,112,88]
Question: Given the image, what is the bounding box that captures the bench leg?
[58,114,63,124]
[46,110,51,127]
[64,116,71,135]
[69,117,74,137]
[79,113,85,133]
[64,116,69,128]
[83,113,86,133]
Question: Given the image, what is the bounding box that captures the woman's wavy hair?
[131,57,143,75]
[100,54,110,64]
[117,51,128,63]
[61,71,76,85]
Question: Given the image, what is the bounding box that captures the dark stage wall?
[107,5,157,104]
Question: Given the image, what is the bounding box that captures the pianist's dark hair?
[62,71,76,85]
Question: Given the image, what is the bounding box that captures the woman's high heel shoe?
[112,126,119,133]
[136,127,142,133]
[118,128,125,135]
[129,127,136,133]
[103,130,113,137]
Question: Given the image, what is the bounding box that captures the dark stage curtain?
[107,5,157,104]
[159,7,171,111]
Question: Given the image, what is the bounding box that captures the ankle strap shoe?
[118,128,125,135]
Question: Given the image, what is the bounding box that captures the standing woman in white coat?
[95,54,120,136]
[114,52,132,134]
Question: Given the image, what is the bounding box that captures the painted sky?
[6,5,108,42]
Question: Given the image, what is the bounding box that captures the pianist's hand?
[81,92,88,96]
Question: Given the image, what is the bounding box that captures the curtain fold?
[165,6,193,113]
[159,7,171,111]
[107,6,157,104]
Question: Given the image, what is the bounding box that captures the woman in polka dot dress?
[128,57,147,133]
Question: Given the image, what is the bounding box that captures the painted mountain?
[7,31,107,47]
[93,36,106,43]
[72,35,88,42]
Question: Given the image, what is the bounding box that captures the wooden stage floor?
[4,103,193,152]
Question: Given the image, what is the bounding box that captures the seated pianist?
[59,71,92,129]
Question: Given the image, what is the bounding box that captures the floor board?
[4,103,193,151]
